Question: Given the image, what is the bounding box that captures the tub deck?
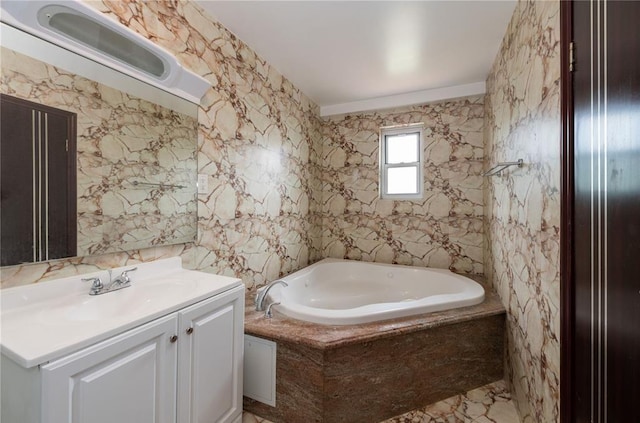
[244,277,506,423]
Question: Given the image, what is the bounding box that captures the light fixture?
[0,0,209,104]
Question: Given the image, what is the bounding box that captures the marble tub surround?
[321,97,484,274]
[244,283,505,423]
[483,0,561,422]
[243,380,520,423]
[0,47,198,258]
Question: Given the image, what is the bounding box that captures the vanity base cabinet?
[178,285,244,423]
[41,314,178,423]
[0,284,244,423]
[1,355,41,423]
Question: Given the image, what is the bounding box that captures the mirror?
[0,24,198,266]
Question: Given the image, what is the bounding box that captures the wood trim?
[559,0,574,422]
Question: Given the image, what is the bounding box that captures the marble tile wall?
[0,244,192,289]
[0,47,197,258]
[1,0,323,289]
[483,0,561,422]
[321,98,485,274]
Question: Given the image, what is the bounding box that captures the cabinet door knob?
[169,335,178,343]
[186,327,194,335]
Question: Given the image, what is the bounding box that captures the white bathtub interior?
[261,259,485,325]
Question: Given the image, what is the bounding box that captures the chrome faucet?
[82,267,137,295]
[82,276,104,295]
[110,267,137,288]
[255,279,288,311]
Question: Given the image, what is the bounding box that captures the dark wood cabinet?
[0,94,76,266]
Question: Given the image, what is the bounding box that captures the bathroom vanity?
[0,258,244,423]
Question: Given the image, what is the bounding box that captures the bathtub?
[261,258,485,325]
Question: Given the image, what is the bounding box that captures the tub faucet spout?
[255,279,288,311]
[265,302,280,318]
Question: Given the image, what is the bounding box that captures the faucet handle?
[82,277,103,294]
[117,267,138,284]
[120,267,138,277]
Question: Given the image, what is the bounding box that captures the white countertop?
[0,258,242,368]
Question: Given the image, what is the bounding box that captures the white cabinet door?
[41,314,178,423]
[177,285,244,423]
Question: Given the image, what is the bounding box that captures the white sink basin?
[45,296,133,322]
[0,258,242,368]
[39,279,197,322]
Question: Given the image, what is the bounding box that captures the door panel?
[603,1,640,420]
[74,344,159,423]
[569,1,640,421]
[0,94,76,265]
[571,2,595,420]
[0,96,37,264]
[177,286,244,423]
[41,314,178,423]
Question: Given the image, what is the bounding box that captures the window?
[379,125,423,199]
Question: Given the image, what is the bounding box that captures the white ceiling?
[196,1,516,116]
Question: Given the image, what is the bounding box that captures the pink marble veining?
[2,2,485,292]
[321,98,485,274]
[0,244,192,289]
[483,1,561,422]
[1,0,323,289]
[96,0,324,289]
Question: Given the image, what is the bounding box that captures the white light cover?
[41,6,166,78]
[0,0,210,104]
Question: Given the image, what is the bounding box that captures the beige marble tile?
[0,244,193,288]
[1,1,491,295]
[321,98,485,275]
[1,1,323,289]
[156,0,325,290]
[483,0,561,422]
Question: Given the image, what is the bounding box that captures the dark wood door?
[0,95,36,264]
[566,1,640,421]
[0,95,77,265]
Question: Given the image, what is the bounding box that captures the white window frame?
[379,124,424,200]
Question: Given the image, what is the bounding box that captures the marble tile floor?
[242,380,520,423]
